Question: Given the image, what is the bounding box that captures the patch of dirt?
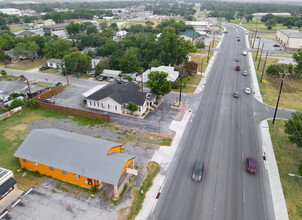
[4,124,28,140]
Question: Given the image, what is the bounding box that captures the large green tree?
[285,111,302,148]
[119,54,141,73]
[146,71,171,96]
[66,21,81,35]
[13,43,27,59]
[26,41,40,61]
[63,51,92,74]
[43,38,72,59]
[0,48,10,67]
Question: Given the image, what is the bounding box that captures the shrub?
[26,99,38,108]
[19,74,25,78]
[5,98,25,110]
[299,161,302,176]
[1,70,7,76]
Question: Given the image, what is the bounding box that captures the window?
[101,103,104,108]
[90,101,92,106]
[94,101,96,106]
[139,107,141,112]
[62,170,66,175]
[49,166,54,171]
[22,159,27,163]
[108,104,110,109]
[87,178,92,185]
[115,105,117,110]
[97,102,99,107]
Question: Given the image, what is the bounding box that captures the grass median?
[268,120,302,220]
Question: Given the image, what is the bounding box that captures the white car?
[242,51,247,56]
[245,88,251,94]
[242,71,248,76]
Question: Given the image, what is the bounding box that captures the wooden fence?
[33,84,64,102]
[36,102,110,123]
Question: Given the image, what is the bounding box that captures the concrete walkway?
[244,27,289,220]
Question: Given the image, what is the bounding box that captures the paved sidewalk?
[244,27,289,220]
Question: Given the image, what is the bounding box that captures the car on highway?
[242,71,248,76]
[246,157,256,174]
[237,38,240,42]
[192,161,204,182]
[244,88,251,94]
[242,51,247,56]
[233,91,240,98]
[42,98,55,104]
[235,66,240,71]
[235,58,239,62]
[273,44,280,47]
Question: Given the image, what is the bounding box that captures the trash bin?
[77,75,79,79]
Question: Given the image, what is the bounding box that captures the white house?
[113,30,128,41]
[276,30,302,51]
[52,30,68,39]
[141,66,179,83]
[83,82,156,116]
[46,59,63,69]
[0,8,21,16]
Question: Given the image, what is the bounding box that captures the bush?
[299,161,302,176]
[19,74,25,78]
[1,70,7,76]
[5,98,25,110]
[8,93,24,100]
[171,80,180,89]
[288,25,292,29]
[26,99,38,109]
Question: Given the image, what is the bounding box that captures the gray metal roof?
[13,129,135,185]
[47,58,62,64]
[0,167,11,182]
[279,30,302,38]
[86,82,148,106]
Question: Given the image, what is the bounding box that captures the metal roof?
[278,30,302,38]
[14,129,135,185]
[0,167,12,182]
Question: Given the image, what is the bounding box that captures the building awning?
[0,177,16,196]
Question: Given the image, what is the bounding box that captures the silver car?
[245,88,251,94]
[242,71,248,76]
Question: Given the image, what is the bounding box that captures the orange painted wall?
[18,158,98,188]
[107,146,121,154]
[121,158,134,176]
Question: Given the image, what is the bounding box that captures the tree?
[146,71,171,96]
[1,70,7,76]
[245,14,253,23]
[119,54,141,73]
[100,21,108,30]
[127,101,138,114]
[63,51,92,74]
[66,21,81,35]
[26,41,40,61]
[265,19,277,30]
[294,20,302,28]
[0,49,10,67]
[43,38,72,59]
[195,39,205,49]
[14,43,27,59]
[109,22,118,31]
[22,15,32,23]
[186,61,198,76]
[261,13,275,22]
[293,51,302,69]
[86,25,98,35]
[285,111,302,148]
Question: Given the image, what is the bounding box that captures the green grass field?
[268,120,302,220]
[9,24,28,33]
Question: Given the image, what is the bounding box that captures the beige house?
[83,82,156,116]
[276,30,302,51]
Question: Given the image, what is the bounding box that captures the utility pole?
[260,51,269,83]
[201,57,203,73]
[252,28,258,49]
[255,37,261,61]
[179,65,184,104]
[273,72,288,124]
[207,39,211,63]
[63,62,69,85]
[26,79,31,98]
[212,31,216,48]
[257,43,264,70]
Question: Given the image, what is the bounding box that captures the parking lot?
[51,85,182,136]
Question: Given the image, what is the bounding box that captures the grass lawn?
[9,24,28,33]
[268,120,302,220]
[118,161,160,220]
[40,68,59,74]
[7,58,46,71]
[0,75,19,81]
[252,53,302,111]
[121,21,145,27]
[190,52,213,72]
[241,23,301,33]
[186,74,202,85]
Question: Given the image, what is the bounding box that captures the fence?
[0,106,22,121]
[36,101,110,123]
[33,84,64,102]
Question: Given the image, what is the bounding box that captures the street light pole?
[63,61,69,85]
[272,72,288,124]
[255,37,261,61]
[179,65,184,104]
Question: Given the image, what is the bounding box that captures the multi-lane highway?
[151,25,283,220]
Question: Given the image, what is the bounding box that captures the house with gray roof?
[14,129,136,198]
[84,82,156,116]
[46,58,63,70]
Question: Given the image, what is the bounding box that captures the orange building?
[14,129,135,198]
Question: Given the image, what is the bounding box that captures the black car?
[192,161,204,182]
[237,39,240,42]
[235,58,239,62]
[233,91,240,98]
[273,44,280,47]
[39,65,49,71]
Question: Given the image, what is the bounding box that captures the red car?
[20,77,27,81]
[246,157,256,174]
[235,66,240,71]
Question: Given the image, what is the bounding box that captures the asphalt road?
[151,25,279,220]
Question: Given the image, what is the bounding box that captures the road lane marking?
[243,189,245,203]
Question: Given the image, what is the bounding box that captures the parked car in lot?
[20,77,27,81]
[244,88,251,94]
[224,31,228,33]
[192,161,204,182]
[233,91,240,98]
[50,82,62,89]
[242,71,248,76]
[42,98,55,104]
[235,66,240,71]
[246,157,256,174]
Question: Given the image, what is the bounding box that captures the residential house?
[0,167,19,206]
[52,30,68,39]
[99,69,122,80]
[141,66,179,83]
[5,49,16,62]
[43,19,55,26]
[14,129,136,198]
[46,59,63,70]
[87,58,101,75]
[83,82,157,116]
[179,30,202,43]
[103,16,114,20]
[113,30,128,41]
[276,30,302,51]
[16,30,37,37]
[43,23,67,34]
[0,8,21,16]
